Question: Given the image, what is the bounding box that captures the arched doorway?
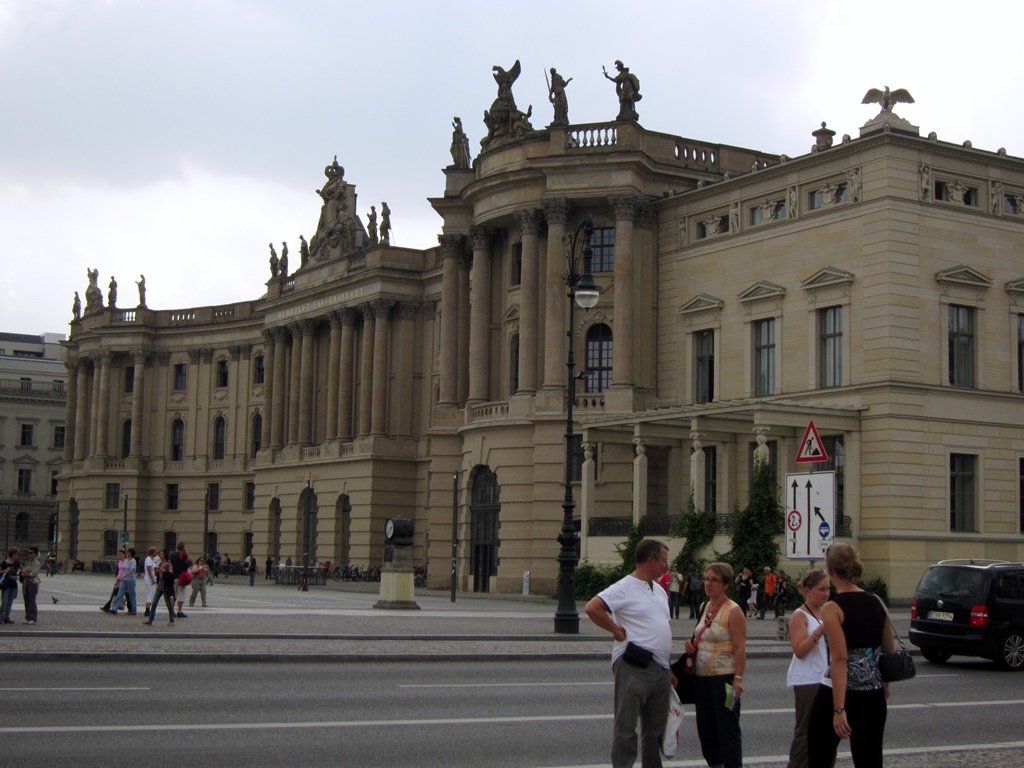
[470,466,500,593]
[298,486,319,570]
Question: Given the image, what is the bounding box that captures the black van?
[909,559,1024,670]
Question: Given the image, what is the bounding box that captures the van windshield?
[918,567,986,598]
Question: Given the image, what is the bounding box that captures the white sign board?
[784,471,835,559]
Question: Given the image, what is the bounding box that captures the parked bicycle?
[45,559,67,577]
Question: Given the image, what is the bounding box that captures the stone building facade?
[1,332,67,553]
[59,76,1024,597]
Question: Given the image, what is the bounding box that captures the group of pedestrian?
[0,546,40,625]
[586,539,892,768]
[735,564,790,620]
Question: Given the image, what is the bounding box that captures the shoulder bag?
[874,595,916,682]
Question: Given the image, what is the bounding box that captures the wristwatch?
[834,707,845,714]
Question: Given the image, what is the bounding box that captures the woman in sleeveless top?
[685,561,747,768]
[807,544,894,768]
[786,569,831,768]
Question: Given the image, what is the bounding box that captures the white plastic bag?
[661,686,684,759]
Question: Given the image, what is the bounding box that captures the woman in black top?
[735,567,754,612]
[144,550,177,627]
[807,544,894,768]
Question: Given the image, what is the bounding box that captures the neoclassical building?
[59,72,1024,597]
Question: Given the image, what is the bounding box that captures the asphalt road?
[3,655,1023,767]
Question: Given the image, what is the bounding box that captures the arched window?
[585,324,613,393]
[251,414,263,458]
[121,419,132,459]
[213,417,226,460]
[170,419,184,461]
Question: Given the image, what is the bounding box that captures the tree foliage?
[614,516,648,574]
[726,456,783,574]
[674,489,716,570]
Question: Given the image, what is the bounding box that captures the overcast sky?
[2,0,1022,338]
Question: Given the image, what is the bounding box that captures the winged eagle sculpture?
[861,85,914,113]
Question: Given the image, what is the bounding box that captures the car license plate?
[928,610,954,621]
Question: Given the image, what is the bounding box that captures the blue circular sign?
[818,521,830,539]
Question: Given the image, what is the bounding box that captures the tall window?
[124,365,135,393]
[105,482,121,510]
[20,423,33,447]
[50,470,58,496]
[950,453,976,532]
[170,419,184,461]
[244,481,256,511]
[163,531,177,554]
[121,419,132,459]
[819,307,843,388]
[207,482,220,511]
[173,363,187,391]
[213,417,226,460]
[206,532,218,559]
[253,354,265,385]
[510,243,522,286]
[1018,316,1024,393]
[216,359,229,389]
[251,414,263,458]
[585,324,613,393]
[696,330,714,404]
[948,305,974,387]
[53,425,65,450]
[590,227,615,272]
[821,435,845,519]
[15,513,29,540]
[509,334,520,395]
[704,445,718,515]
[754,318,776,396]
[16,469,32,495]
[103,530,119,557]
[166,483,180,511]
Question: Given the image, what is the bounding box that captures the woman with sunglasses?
[786,569,830,768]
[684,562,747,768]
[807,544,893,768]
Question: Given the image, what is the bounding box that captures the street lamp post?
[203,486,210,563]
[554,213,600,634]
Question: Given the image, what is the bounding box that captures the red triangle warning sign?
[796,420,829,463]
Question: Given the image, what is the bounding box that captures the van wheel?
[995,631,1024,671]
[921,649,951,664]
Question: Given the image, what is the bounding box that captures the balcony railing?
[0,378,67,399]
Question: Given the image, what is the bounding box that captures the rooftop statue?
[72,292,81,321]
[310,156,361,262]
[547,67,572,127]
[482,60,533,148]
[861,85,915,114]
[107,276,118,308]
[380,202,392,246]
[136,274,146,308]
[299,235,310,267]
[84,267,103,313]
[279,243,289,278]
[603,60,641,121]
[269,242,279,278]
[367,205,378,245]
[450,117,472,169]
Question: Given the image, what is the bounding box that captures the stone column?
[286,324,302,445]
[63,361,78,462]
[129,352,146,457]
[324,313,342,442]
[437,234,462,407]
[515,210,541,394]
[297,319,316,445]
[632,438,648,525]
[73,360,91,462]
[457,252,471,405]
[611,195,640,388]
[393,301,419,438]
[337,308,357,441]
[94,352,112,456]
[370,299,394,436]
[270,328,288,449]
[260,328,275,448]
[467,226,492,406]
[357,303,375,437]
[542,198,572,390]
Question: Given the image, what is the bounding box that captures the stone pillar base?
[373,547,420,610]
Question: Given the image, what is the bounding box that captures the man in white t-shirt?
[585,539,676,768]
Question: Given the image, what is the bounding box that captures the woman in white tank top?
[785,569,831,768]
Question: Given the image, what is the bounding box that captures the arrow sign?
[784,471,836,558]
[796,420,829,463]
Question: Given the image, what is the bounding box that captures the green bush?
[674,490,716,571]
[574,560,626,601]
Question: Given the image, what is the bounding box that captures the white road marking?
[398,681,612,688]
[0,687,149,692]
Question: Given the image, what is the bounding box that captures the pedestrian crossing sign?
[795,420,828,463]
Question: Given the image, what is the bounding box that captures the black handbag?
[876,597,916,682]
[670,655,697,704]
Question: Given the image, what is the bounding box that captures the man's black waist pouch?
[622,641,654,668]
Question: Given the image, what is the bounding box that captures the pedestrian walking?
[169,542,192,617]
[248,555,258,586]
[685,564,702,619]
[109,548,138,615]
[759,566,777,620]
[187,557,210,608]
[265,555,274,580]
[143,547,160,616]
[585,539,674,768]
[0,548,21,624]
[21,547,41,624]
[144,551,176,626]
[667,564,683,620]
